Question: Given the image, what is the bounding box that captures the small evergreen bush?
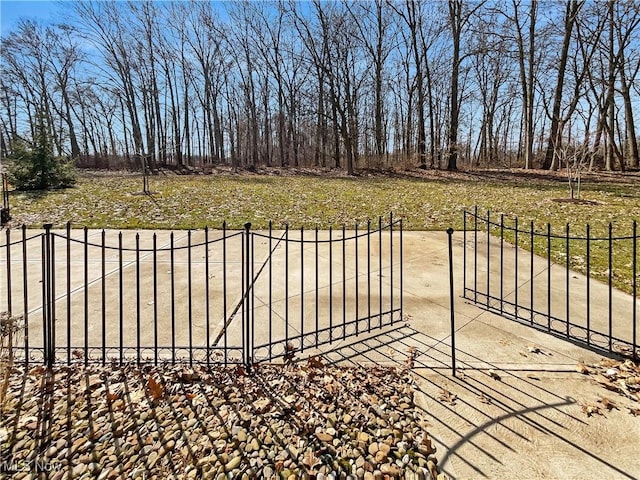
[6,117,76,191]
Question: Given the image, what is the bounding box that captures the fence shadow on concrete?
[321,324,640,480]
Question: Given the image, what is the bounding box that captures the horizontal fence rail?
[0,215,403,366]
[463,207,639,359]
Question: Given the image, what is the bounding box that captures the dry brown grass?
[0,312,23,410]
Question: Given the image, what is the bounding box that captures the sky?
[0,0,65,36]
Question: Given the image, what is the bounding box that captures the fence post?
[447,227,456,377]
[244,222,252,370]
[43,223,54,367]
[1,172,10,225]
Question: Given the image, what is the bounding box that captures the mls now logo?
[0,459,63,473]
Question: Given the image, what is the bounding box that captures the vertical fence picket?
[586,224,591,346]
[315,226,319,348]
[400,218,403,320]
[41,232,46,364]
[136,233,141,364]
[5,229,11,316]
[565,223,570,338]
[530,221,534,326]
[188,230,193,367]
[342,224,346,340]
[268,221,273,361]
[367,220,371,333]
[547,223,551,333]
[101,230,106,364]
[153,233,158,365]
[500,214,504,314]
[486,210,490,309]
[250,226,255,363]
[83,227,88,365]
[463,212,467,299]
[204,227,210,367]
[301,227,304,351]
[119,232,123,365]
[463,211,467,299]
[390,213,394,325]
[608,223,613,353]
[244,223,251,367]
[474,206,478,304]
[355,222,359,335]
[378,217,383,328]
[285,223,289,350]
[42,225,53,366]
[170,232,175,364]
[514,216,519,316]
[66,223,71,365]
[633,220,637,360]
[51,231,56,364]
[223,221,227,365]
[21,226,29,364]
[447,228,456,376]
[329,226,333,342]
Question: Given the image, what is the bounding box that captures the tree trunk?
[542,0,583,170]
[447,0,462,171]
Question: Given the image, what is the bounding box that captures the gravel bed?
[0,360,444,479]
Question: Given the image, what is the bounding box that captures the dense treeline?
[1,0,639,174]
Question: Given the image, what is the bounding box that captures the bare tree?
[446,0,485,171]
[541,0,584,170]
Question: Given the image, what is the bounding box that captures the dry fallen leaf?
[147,376,165,400]
[253,398,271,413]
[106,392,120,402]
[405,346,418,369]
[597,397,618,411]
[478,393,491,404]
[307,356,324,369]
[581,402,603,417]
[593,375,620,392]
[598,359,620,368]
[284,343,297,363]
[28,365,45,376]
[177,368,200,383]
[437,388,457,405]
[576,363,590,374]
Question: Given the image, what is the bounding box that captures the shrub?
[6,117,76,190]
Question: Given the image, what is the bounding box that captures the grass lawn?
[6,168,640,231]
[5,167,640,292]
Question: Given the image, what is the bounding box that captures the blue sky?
[0,0,64,36]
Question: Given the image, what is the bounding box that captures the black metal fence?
[463,207,638,359]
[1,215,403,366]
